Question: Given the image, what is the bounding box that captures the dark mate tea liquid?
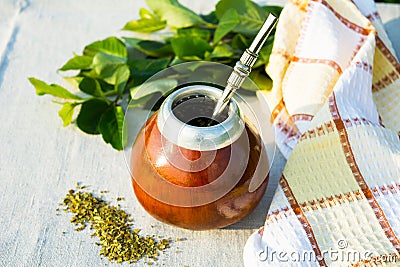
[172,95,228,127]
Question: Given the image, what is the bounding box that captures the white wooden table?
[0,0,398,266]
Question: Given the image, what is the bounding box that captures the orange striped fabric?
[244,0,400,265]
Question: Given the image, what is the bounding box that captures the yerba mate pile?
[59,185,171,264]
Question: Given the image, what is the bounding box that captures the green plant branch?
[29,0,283,151]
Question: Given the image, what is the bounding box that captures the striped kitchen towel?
[243,0,400,265]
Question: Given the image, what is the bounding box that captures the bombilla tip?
[249,13,278,54]
[211,99,225,118]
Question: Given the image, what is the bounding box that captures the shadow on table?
[384,17,400,59]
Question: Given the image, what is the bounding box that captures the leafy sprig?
[29,0,282,150]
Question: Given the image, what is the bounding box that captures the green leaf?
[76,99,109,134]
[98,106,127,150]
[130,78,177,100]
[129,58,170,86]
[78,77,103,97]
[78,69,101,80]
[130,78,177,110]
[122,18,166,33]
[216,0,260,19]
[84,37,127,58]
[210,44,234,58]
[145,0,206,28]
[29,78,83,100]
[123,38,148,61]
[123,37,142,48]
[130,40,173,58]
[231,33,249,50]
[139,8,155,19]
[92,52,127,84]
[130,58,171,71]
[234,17,266,37]
[170,37,212,60]
[246,69,272,91]
[123,8,168,33]
[201,11,218,25]
[213,9,240,44]
[170,57,185,66]
[63,76,83,88]
[215,0,267,36]
[253,35,274,68]
[98,79,115,93]
[262,5,283,17]
[59,55,93,71]
[177,28,211,41]
[128,94,155,108]
[58,102,78,127]
[114,65,130,96]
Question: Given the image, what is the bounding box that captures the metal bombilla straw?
[211,13,278,120]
